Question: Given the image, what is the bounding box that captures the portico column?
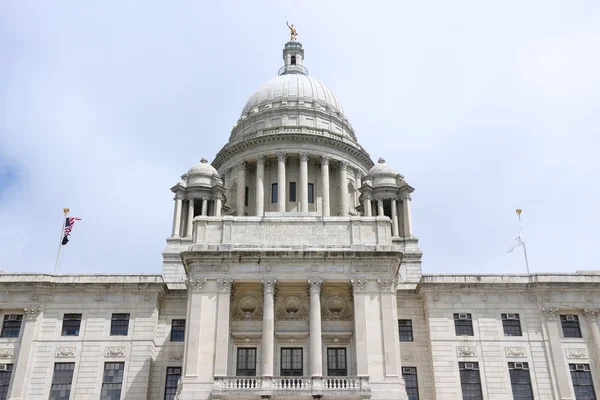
[255,155,266,216]
[320,156,331,217]
[261,279,277,376]
[236,161,246,216]
[362,196,371,217]
[377,199,384,217]
[201,198,208,216]
[351,279,369,376]
[172,194,184,237]
[391,198,399,236]
[10,304,42,400]
[542,307,573,399]
[214,279,234,377]
[186,198,195,237]
[366,197,372,217]
[277,152,287,212]
[308,279,323,377]
[339,161,348,216]
[214,195,223,217]
[583,309,600,365]
[299,152,309,213]
[355,172,363,207]
[401,192,413,236]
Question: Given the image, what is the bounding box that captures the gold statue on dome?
[286,18,298,41]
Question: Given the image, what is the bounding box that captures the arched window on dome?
[291,55,296,65]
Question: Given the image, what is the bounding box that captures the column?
[320,156,330,217]
[186,199,195,237]
[261,279,276,376]
[214,195,223,217]
[308,279,323,377]
[366,197,372,217]
[355,172,363,207]
[214,279,234,377]
[351,279,369,376]
[401,192,413,236]
[172,194,184,237]
[182,279,206,378]
[377,199,384,217]
[542,307,573,399]
[10,304,42,399]
[584,309,600,365]
[362,196,371,217]
[299,152,309,213]
[378,279,401,378]
[201,198,208,216]
[276,152,287,213]
[339,161,348,216]
[391,199,399,236]
[236,161,246,216]
[255,155,265,216]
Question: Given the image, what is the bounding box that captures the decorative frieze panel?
[323,336,351,345]
[321,296,353,321]
[505,347,527,357]
[566,348,588,359]
[232,295,263,321]
[55,347,76,358]
[105,347,126,357]
[457,346,477,357]
[276,296,308,321]
[233,337,261,345]
[542,307,559,320]
[170,350,184,361]
[276,337,307,344]
[0,348,14,358]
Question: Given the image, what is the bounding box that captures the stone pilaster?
[10,303,42,400]
[276,152,287,212]
[351,279,368,376]
[261,279,277,376]
[308,279,323,377]
[183,278,207,378]
[542,307,573,399]
[378,279,401,379]
[339,161,348,216]
[584,309,600,367]
[214,279,234,377]
[320,156,330,217]
[256,155,266,216]
[299,152,309,212]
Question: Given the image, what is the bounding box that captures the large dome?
[240,74,345,117]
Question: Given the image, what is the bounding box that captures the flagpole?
[54,208,69,274]
[516,209,531,275]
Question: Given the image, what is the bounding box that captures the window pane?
[0,364,13,400]
[281,348,302,376]
[1,315,23,338]
[110,313,130,336]
[570,364,596,400]
[459,362,483,400]
[327,348,347,376]
[272,183,278,203]
[402,367,419,400]
[561,315,582,338]
[101,362,124,400]
[61,314,82,336]
[308,183,314,203]
[49,363,75,400]
[170,319,185,342]
[509,363,533,400]
[502,313,522,337]
[454,314,474,336]
[398,319,414,341]
[237,348,257,376]
[165,367,181,400]
[289,182,296,202]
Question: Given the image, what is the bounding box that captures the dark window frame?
[61,313,82,337]
[459,362,483,400]
[561,314,583,338]
[454,313,474,336]
[291,55,297,65]
[236,347,257,376]
[326,348,347,376]
[110,313,130,336]
[244,186,249,207]
[508,362,534,400]
[1,315,23,338]
[271,183,278,203]
[164,366,181,400]
[49,362,75,400]
[280,347,303,376]
[170,319,185,342]
[100,362,125,400]
[307,183,314,203]
[502,313,522,337]
[289,182,297,202]
[402,367,419,400]
[398,319,414,342]
[570,364,596,400]
[0,364,13,400]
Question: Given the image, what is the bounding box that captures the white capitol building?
[1,37,599,400]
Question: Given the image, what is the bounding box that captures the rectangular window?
[502,313,522,336]
[170,319,185,342]
[561,315,583,338]
[164,367,181,400]
[236,348,257,376]
[398,319,414,342]
[508,362,534,400]
[271,183,278,203]
[327,348,347,376]
[308,183,314,203]
[100,362,124,400]
[570,364,596,400]
[454,313,474,336]
[61,314,82,336]
[110,313,130,336]
[280,348,303,376]
[459,362,483,400]
[402,367,419,400]
[1,315,23,338]
[49,362,75,400]
[289,182,297,202]
[245,186,249,207]
[0,364,13,400]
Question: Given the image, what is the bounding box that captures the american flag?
[62,217,82,245]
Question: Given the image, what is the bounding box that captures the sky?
[1,1,599,276]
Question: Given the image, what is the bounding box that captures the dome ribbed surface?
[368,158,398,176]
[188,158,219,176]
[241,74,345,116]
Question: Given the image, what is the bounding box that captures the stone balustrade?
[212,376,370,399]
[190,216,393,251]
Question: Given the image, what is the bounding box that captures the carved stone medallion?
[505,347,526,357]
[277,296,308,321]
[321,296,352,321]
[232,296,262,321]
[457,346,477,357]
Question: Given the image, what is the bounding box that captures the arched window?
[291,55,296,65]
